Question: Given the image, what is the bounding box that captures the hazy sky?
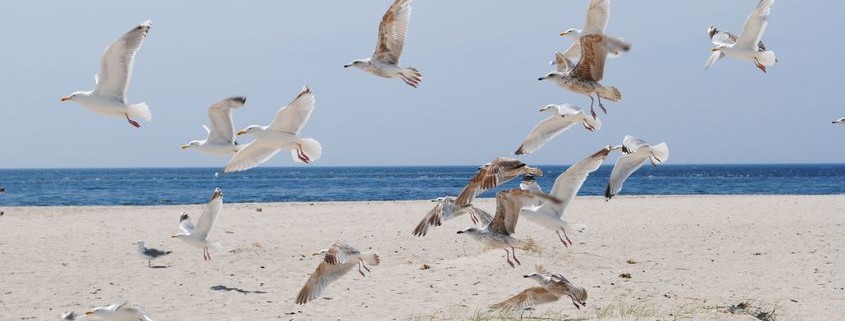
[1,1,842,169]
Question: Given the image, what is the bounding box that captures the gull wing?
[582,0,609,35]
[514,116,577,155]
[735,0,774,50]
[206,97,246,145]
[178,213,194,234]
[93,21,152,102]
[372,0,413,64]
[489,190,561,235]
[548,146,614,216]
[490,286,561,311]
[192,188,223,240]
[268,86,315,134]
[606,141,668,200]
[223,142,281,173]
[572,34,608,82]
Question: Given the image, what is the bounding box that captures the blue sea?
[0,164,843,206]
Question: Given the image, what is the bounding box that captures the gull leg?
[510,246,521,266]
[296,145,311,163]
[125,114,141,128]
[357,261,366,277]
[754,58,767,73]
[207,248,212,261]
[596,94,607,114]
[362,262,371,273]
[148,260,151,268]
[504,248,515,268]
[583,123,595,132]
[571,296,581,309]
[587,95,597,119]
[561,227,573,247]
[556,230,570,247]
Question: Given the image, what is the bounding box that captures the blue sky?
[1,0,842,168]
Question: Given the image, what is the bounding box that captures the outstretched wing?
[206,97,246,145]
[269,86,315,134]
[736,0,774,50]
[223,142,280,173]
[548,146,613,216]
[178,213,194,234]
[573,34,608,81]
[192,188,223,240]
[489,190,561,235]
[94,21,152,102]
[490,286,561,311]
[582,0,609,35]
[372,0,413,64]
[514,116,577,156]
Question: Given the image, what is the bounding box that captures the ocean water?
[0,164,843,206]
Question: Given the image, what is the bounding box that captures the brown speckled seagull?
[295,242,380,305]
[491,266,588,311]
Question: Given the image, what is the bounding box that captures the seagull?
[833,117,845,125]
[457,189,561,268]
[84,302,155,321]
[172,188,223,261]
[553,0,630,69]
[490,266,588,311]
[60,21,152,128]
[605,136,669,200]
[181,97,247,156]
[539,34,625,119]
[411,196,493,237]
[295,242,380,304]
[454,158,543,222]
[132,240,172,268]
[224,86,322,173]
[344,0,422,88]
[521,146,616,247]
[514,104,602,155]
[706,0,777,73]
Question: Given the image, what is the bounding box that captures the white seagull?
[224,86,322,173]
[833,117,845,125]
[132,240,172,268]
[84,302,155,321]
[706,0,777,73]
[172,188,223,261]
[60,21,152,128]
[553,0,630,69]
[295,242,380,304]
[605,136,669,200]
[344,0,422,88]
[521,146,616,246]
[514,104,602,155]
[181,97,246,156]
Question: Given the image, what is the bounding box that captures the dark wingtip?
[179,213,189,222]
[232,96,246,104]
[210,188,223,201]
[604,185,613,201]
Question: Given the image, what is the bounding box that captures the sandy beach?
[1,195,843,320]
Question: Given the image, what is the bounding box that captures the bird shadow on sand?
[210,285,267,294]
[149,265,169,269]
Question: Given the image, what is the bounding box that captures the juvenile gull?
[84,302,155,321]
[605,136,669,200]
[706,0,777,72]
[553,0,630,69]
[295,242,380,304]
[539,34,626,119]
[514,103,601,155]
[491,266,588,311]
[521,145,617,246]
[132,240,171,267]
[224,86,322,173]
[345,0,422,87]
[412,196,492,237]
[172,188,223,261]
[457,190,561,268]
[454,157,543,221]
[833,117,845,125]
[60,21,152,128]
[181,97,246,156]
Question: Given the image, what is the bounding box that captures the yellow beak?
[711,47,720,52]
[170,234,177,238]
[180,144,190,150]
[560,31,570,37]
[85,311,94,315]
[236,130,248,136]
[60,96,71,102]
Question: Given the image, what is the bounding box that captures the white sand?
[0,195,843,320]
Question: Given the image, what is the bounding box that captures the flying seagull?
[345,0,422,88]
[454,158,543,219]
[833,117,845,125]
[60,21,152,128]
[554,0,630,69]
[224,86,322,173]
[491,266,588,311]
[458,190,561,268]
[412,196,493,237]
[605,136,669,200]
[295,242,380,304]
[706,0,777,73]
[84,302,155,321]
[181,97,247,156]
[539,34,626,119]
[132,240,172,268]
[172,188,224,261]
[514,103,601,155]
[521,146,616,247]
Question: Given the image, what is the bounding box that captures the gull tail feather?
[757,50,777,66]
[648,143,669,164]
[597,87,621,102]
[361,253,380,266]
[127,103,152,121]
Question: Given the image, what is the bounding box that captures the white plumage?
[182,97,247,156]
[706,0,777,72]
[172,188,224,261]
[514,104,601,155]
[605,136,669,200]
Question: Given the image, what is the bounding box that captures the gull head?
[85,307,106,316]
[344,59,367,69]
[312,248,329,256]
[171,233,187,239]
[538,71,565,82]
[181,141,201,150]
[236,125,263,136]
[60,91,89,102]
[560,28,581,37]
[539,104,560,113]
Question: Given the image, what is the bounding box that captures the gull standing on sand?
[84,302,155,321]
[521,146,616,247]
[605,136,669,200]
[224,87,322,173]
[539,34,626,119]
[344,0,422,88]
[833,117,845,125]
[181,97,247,156]
[514,104,601,155]
[458,190,561,268]
[132,240,172,267]
[491,266,587,311]
[60,21,152,128]
[295,242,380,304]
[172,188,223,261]
[412,196,492,237]
[553,0,630,69]
[706,0,777,73]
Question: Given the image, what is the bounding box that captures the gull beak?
[180,144,190,150]
[170,234,177,238]
[343,64,350,68]
[560,31,570,36]
[236,130,248,136]
[60,96,71,102]
[85,311,94,315]
[711,47,720,52]
[537,77,545,81]
[311,252,322,256]
[456,230,464,234]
